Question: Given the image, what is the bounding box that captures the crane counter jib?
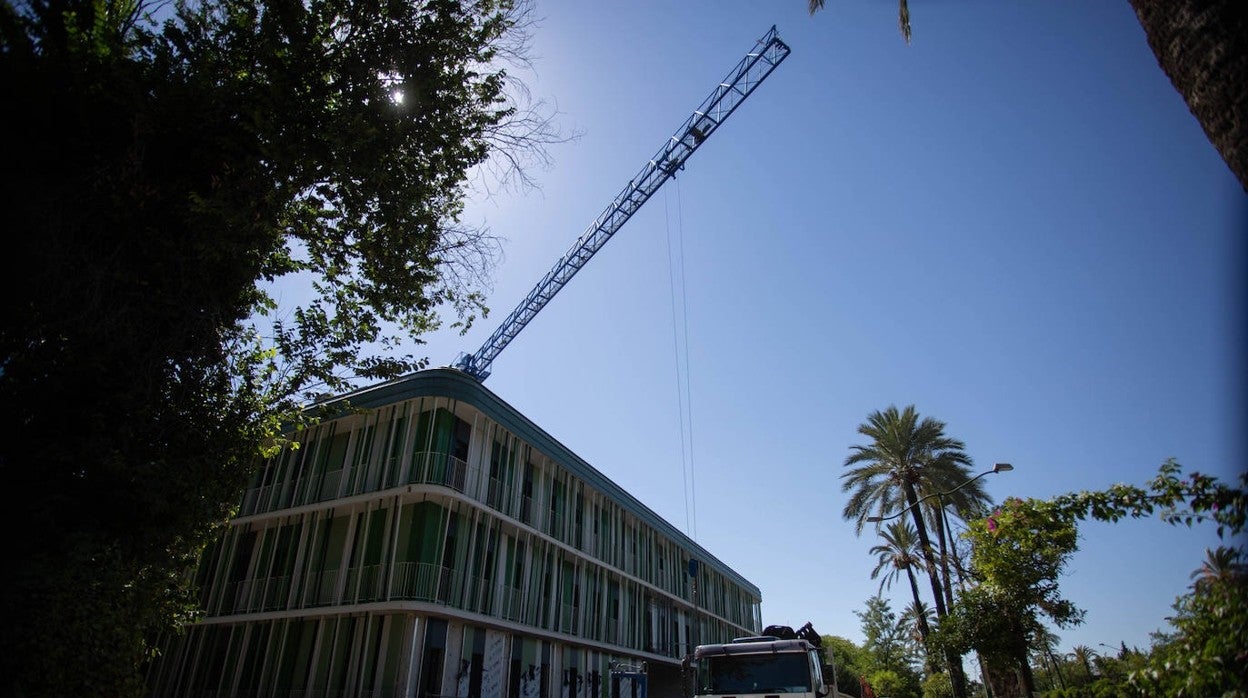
[452,25,791,381]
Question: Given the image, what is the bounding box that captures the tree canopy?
[936,460,1247,697]
[0,0,554,694]
[856,595,923,693]
[935,496,1083,696]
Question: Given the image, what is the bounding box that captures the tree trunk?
[1128,0,1248,191]
[933,500,956,611]
[905,484,968,698]
[1047,650,1067,690]
[1017,647,1037,697]
[904,484,947,619]
[984,665,1022,698]
[906,569,931,640]
[905,568,938,673]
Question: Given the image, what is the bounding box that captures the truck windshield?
[699,653,811,694]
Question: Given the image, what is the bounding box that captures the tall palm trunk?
[905,484,968,697]
[904,483,948,619]
[931,501,956,611]
[904,567,931,640]
[904,567,937,672]
[1129,0,1248,191]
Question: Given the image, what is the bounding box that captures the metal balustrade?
[392,561,452,603]
[301,569,340,607]
[345,563,386,603]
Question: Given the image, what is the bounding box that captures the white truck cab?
[692,633,832,698]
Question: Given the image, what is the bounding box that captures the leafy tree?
[1040,459,1245,536]
[822,634,872,698]
[807,0,1248,191]
[856,596,923,696]
[950,460,1247,698]
[921,672,953,698]
[0,0,556,695]
[936,497,1084,696]
[1132,546,1248,696]
[842,405,974,696]
[1081,646,1148,698]
[868,670,912,698]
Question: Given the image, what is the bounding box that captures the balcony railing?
[408,451,470,493]
[391,561,452,603]
[237,453,597,548]
[345,564,386,603]
[301,568,340,607]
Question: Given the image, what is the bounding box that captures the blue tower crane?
[453,26,790,381]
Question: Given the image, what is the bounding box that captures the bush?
[868,670,907,698]
[921,672,953,698]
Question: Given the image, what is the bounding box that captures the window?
[698,653,810,694]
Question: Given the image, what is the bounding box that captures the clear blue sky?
[379,1,1245,656]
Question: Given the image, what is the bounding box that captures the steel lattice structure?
[454,26,790,381]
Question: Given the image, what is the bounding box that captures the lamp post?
[866,463,1014,698]
[1098,642,1123,659]
[865,463,1012,607]
[866,463,1014,525]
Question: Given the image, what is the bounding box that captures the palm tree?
[1070,645,1097,682]
[1190,546,1247,591]
[869,521,933,649]
[808,0,1247,191]
[842,405,973,697]
[842,405,971,619]
[898,599,935,670]
[808,0,912,44]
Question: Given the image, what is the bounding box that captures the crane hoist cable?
[452,26,791,381]
[664,181,696,538]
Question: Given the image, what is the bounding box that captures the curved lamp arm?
[866,463,1014,524]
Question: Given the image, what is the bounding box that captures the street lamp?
[866,463,1014,524]
[1098,642,1122,658]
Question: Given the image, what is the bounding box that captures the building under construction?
[146,369,762,697]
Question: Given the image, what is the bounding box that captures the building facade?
[147,368,761,697]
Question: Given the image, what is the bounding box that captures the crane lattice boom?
[454,26,790,381]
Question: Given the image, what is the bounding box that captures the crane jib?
[453,26,791,381]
